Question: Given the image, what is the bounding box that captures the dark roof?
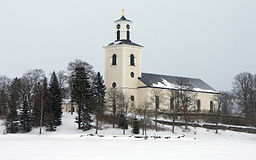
[107,40,143,47]
[138,73,218,93]
[114,16,132,22]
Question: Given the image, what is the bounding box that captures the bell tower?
[104,10,143,101]
[114,9,132,41]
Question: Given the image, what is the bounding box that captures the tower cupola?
[114,9,132,41]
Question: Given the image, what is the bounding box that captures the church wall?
[124,46,141,89]
[136,87,218,113]
[104,47,124,89]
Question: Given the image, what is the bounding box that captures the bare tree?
[232,72,256,119]
[167,89,179,133]
[0,76,11,116]
[135,101,151,136]
[172,79,197,130]
[57,70,69,99]
[116,91,131,134]
[213,91,234,133]
[106,88,121,127]
[150,89,165,132]
[21,69,45,109]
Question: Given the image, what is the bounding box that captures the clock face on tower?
[126,24,130,29]
[116,24,121,29]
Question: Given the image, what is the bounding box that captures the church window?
[210,101,214,112]
[130,54,135,66]
[112,54,117,65]
[127,30,130,41]
[117,30,120,40]
[197,99,201,111]
[156,96,159,109]
[130,95,135,101]
[130,72,134,78]
[170,97,174,110]
[112,82,116,88]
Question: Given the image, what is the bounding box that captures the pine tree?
[72,67,93,130]
[92,72,106,134]
[6,78,21,133]
[31,82,42,127]
[19,97,32,133]
[49,71,62,126]
[37,77,58,132]
[118,113,128,134]
[132,117,140,134]
[45,111,56,132]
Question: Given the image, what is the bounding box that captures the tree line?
[218,72,256,121]
[1,59,255,135]
[0,70,63,133]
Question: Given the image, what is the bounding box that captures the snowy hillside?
[0,113,256,160]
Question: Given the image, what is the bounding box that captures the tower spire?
[122,8,124,17]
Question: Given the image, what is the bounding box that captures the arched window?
[130,54,135,66]
[197,100,201,111]
[170,97,174,110]
[127,30,130,41]
[210,101,214,112]
[117,30,120,40]
[112,54,117,65]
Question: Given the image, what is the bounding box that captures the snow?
[152,79,177,89]
[152,78,217,93]
[0,113,256,160]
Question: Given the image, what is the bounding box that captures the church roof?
[114,16,132,22]
[107,40,143,47]
[138,73,218,94]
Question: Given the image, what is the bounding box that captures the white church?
[104,11,219,112]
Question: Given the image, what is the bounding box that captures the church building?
[104,11,219,112]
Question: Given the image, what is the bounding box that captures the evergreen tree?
[72,67,93,130]
[6,78,21,133]
[92,72,106,134]
[132,117,140,134]
[118,113,128,134]
[49,71,62,126]
[31,77,50,131]
[31,82,42,127]
[19,97,32,133]
[45,111,56,132]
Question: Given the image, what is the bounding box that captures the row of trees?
[0,70,62,133]
[216,72,256,119]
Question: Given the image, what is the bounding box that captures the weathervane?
[122,8,124,16]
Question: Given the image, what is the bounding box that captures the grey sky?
[0,0,255,91]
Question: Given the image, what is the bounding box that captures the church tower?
[104,10,143,102]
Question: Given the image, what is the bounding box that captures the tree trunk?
[78,104,81,129]
[95,115,99,135]
[142,119,145,135]
[39,92,44,134]
[112,112,115,128]
[184,106,188,130]
[144,117,147,136]
[155,108,158,132]
[71,100,73,115]
[172,118,175,134]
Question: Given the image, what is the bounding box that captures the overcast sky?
[0,0,255,91]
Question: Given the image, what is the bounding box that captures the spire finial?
[122,8,124,17]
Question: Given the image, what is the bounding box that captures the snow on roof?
[139,73,218,94]
[107,40,143,47]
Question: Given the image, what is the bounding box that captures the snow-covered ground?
[0,113,256,160]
